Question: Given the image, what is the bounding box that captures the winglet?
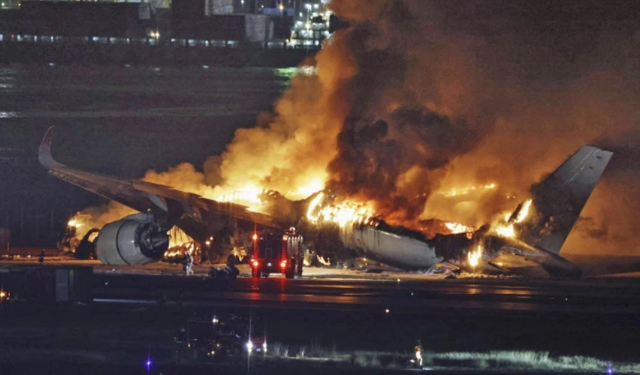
[39,126,63,169]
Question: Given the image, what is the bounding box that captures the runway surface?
[92,272,640,314]
[2,261,640,372]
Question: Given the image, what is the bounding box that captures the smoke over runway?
[77,0,640,255]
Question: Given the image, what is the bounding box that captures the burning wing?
[39,127,277,230]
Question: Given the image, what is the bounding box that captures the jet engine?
[95,213,169,265]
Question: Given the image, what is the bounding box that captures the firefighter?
[183,253,194,276]
[39,249,45,264]
[414,339,423,367]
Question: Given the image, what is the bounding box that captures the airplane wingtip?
[39,126,59,169]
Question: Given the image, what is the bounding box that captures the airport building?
[0,0,326,44]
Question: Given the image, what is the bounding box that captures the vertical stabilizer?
[518,146,613,254]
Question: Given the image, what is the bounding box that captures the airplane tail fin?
[516,145,613,254]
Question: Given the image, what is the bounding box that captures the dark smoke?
[323,0,640,254]
[201,0,640,255]
[325,0,496,223]
[328,109,478,220]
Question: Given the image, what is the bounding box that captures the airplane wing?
[39,126,277,228]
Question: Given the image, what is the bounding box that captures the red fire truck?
[249,228,303,279]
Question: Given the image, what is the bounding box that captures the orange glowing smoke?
[75,1,640,256]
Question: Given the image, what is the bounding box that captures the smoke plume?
[88,1,640,255]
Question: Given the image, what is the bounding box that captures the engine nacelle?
[95,213,169,265]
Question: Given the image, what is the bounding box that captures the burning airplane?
[40,127,611,278]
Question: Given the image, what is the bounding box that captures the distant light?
[146,360,151,366]
[385,309,390,314]
[246,341,253,352]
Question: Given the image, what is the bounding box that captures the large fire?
[216,186,264,207]
[494,199,533,238]
[467,244,483,269]
[306,192,374,228]
[443,183,497,198]
[444,221,475,235]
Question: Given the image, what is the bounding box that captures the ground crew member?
[39,249,45,264]
[414,339,423,367]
